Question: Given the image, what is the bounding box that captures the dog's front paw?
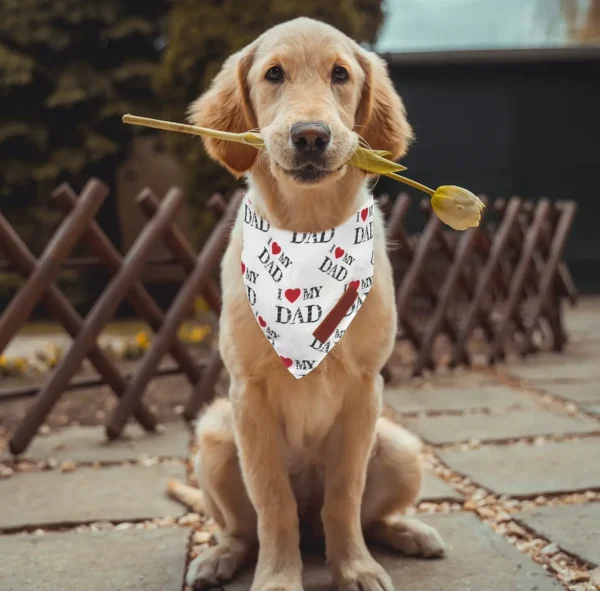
[334,558,395,591]
[389,519,446,558]
[251,569,304,591]
[186,539,249,590]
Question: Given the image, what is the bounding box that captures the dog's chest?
[275,375,344,463]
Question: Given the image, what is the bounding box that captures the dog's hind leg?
[361,417,445,558]
[185,398,258,591]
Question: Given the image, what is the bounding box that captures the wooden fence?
[0,179,577,454]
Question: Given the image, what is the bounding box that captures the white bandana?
[241,194,375,378]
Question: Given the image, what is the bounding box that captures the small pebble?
[567,571,591,584]
[505,522,528,538]
[541,542,559,556]
[140,455,159,467]
[0,464,14,478]
[60,460,77,473]
[16,462,37,473]
[153,517,176,527]
[193,530,213,544]
[589,567,600,586]
[569,584,594,591]
[90,521,114,531]
[179,513,201,525]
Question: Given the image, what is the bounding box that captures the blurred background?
[1,0,599,315]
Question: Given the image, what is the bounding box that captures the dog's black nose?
[291,122,331,156]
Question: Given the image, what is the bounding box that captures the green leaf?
[347,146,407,174]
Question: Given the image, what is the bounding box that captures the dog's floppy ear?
[188,44,258,176]
[354,49,413,160]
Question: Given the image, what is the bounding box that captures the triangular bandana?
[241,195,375,378]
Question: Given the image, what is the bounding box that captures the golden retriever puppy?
[171,17,445,591]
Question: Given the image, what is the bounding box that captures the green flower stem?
[122,115,251,144]
[383,172,435,196]
[123,114,435,194]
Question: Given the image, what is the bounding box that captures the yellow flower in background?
[135,331,151,350]
[189,326,211,343]
[430,186,485,231]
[15,358,27,371]
[194,296,210,315]
[0,355,6,367]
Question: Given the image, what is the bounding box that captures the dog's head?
[190,17,412,190]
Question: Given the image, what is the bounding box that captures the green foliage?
[0,0,170,311]
[154,0,384,240]
[0,0,169,246]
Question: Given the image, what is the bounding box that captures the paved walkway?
[1,302,600,590]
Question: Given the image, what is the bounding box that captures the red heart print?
[285,288,301,303]
[361,208,369,221]
[280,356,293,368]
[349,280,360,291]
[272,242,281,255]
[258,316,267,328]
[334,247,344,259]
[241,262,246,274]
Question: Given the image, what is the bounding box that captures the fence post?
[0,211,157,433]
[9,188,183,455]
[52,184,203,385]
[0,179,108,354]
[489,199,552,363]
[105,193,242,439]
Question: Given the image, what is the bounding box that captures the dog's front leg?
[322,374,394,591]
[231,381,303,591]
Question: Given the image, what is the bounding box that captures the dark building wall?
[381,57,600,292]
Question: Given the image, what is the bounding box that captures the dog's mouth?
[278,163,345,184]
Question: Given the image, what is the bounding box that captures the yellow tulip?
[430,186,485,231]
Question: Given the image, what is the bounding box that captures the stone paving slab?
[402,409,599,445]
[6,423,191,463]
[507,359,600,383]
[439,438,600,497]
[0,463,185,530]
[385,385,533,414]
[515,504,600,566]
[0,527,189,591]
[414,371,497,388]
[539,382,600,406]
[586,404,600,415]
[420,472,463,502]
[226,513,561,590]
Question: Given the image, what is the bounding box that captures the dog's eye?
[332,66,349,83]
[265,66,284,83]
